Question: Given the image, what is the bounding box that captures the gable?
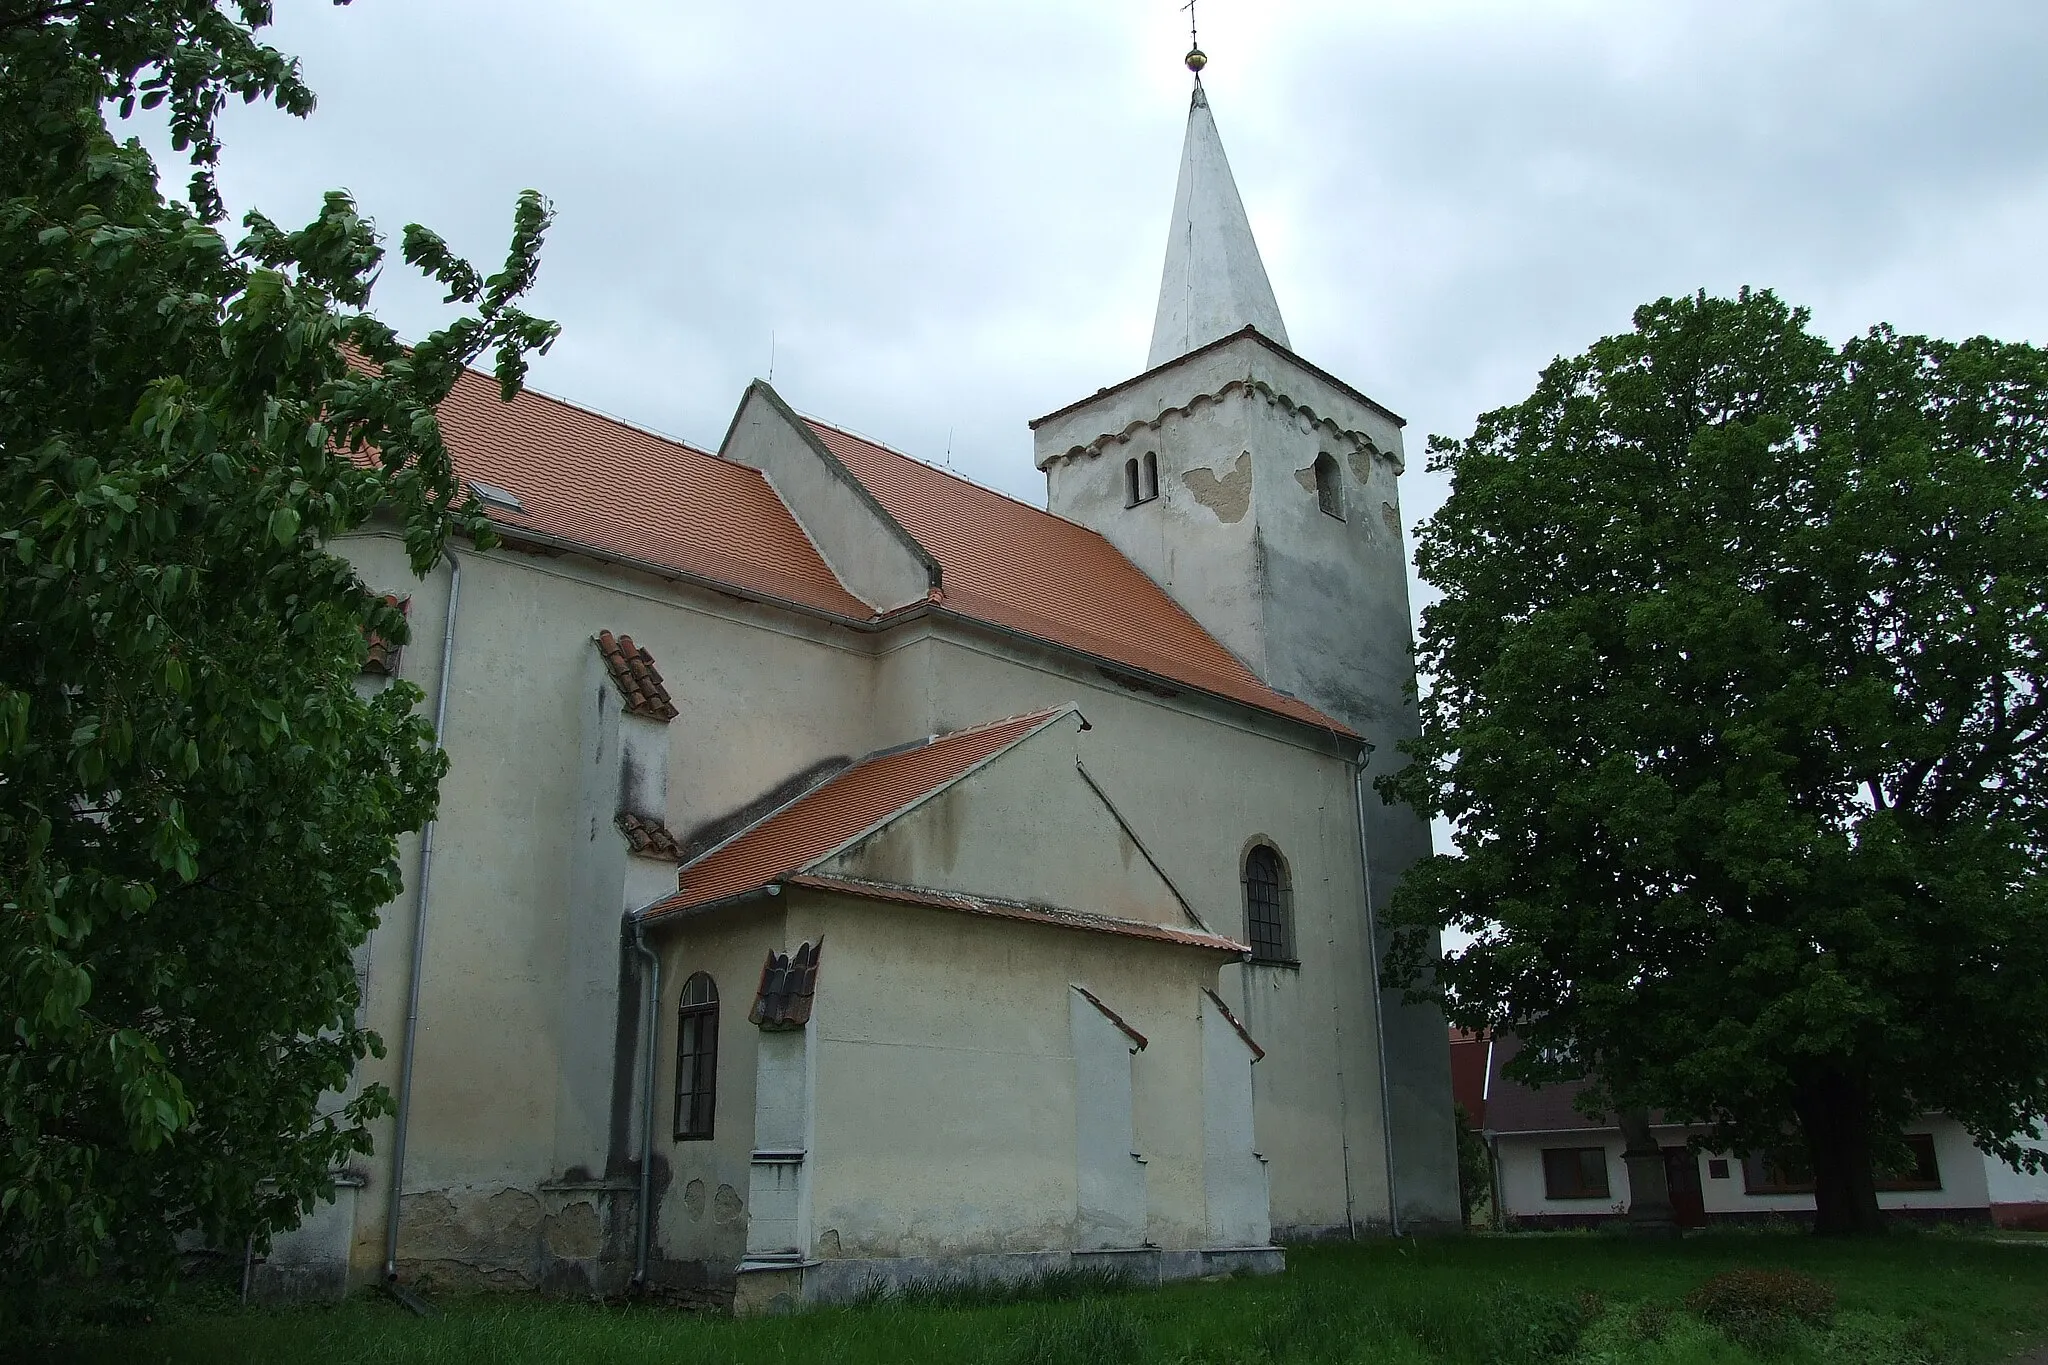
[816,712,1191,930]
[719,382,936,612]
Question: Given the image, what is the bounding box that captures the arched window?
[674,972,718,1140]
[1314,453,1343,520]
[1125,457,1140,506]
[1243,845,1294,964]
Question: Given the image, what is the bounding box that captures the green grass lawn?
[28,1231,2048,1365]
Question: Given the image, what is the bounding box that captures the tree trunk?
[1794,1069,1887,1236]
[1616,1107,1679,1237]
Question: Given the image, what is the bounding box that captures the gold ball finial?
[1185,47,1207,73]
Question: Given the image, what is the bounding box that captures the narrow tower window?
[1243,844,1294,964]
[674,971,719,1140]
[1314,453,1343,520]
[1126,453,1160,507]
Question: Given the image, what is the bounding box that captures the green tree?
[0,1,556,1299]
[1382,289,2048,1235]
[1452,1102,1491,1228]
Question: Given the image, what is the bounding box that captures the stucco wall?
[1036,338,1456,1231]
[869,627,1389,1238]
[1496,1117,1996,1224]
[819,711,1189,930]
[784,891,1229,1259]
[335,529,880,1288]
[646,902,786,1273]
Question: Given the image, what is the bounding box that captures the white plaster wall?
[720,384,931,612]
[648,902,786,1268]
[1201,995,1270,1246]
[337,529,878,1286]
[1071,989,1147,1249]
[1986,1139,2048,1207]
[1498,1118,1996,1222]
[819,712,1187,929]
[871,627,1387,1237]
[793,892,1226,1258]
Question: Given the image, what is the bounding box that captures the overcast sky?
[164,0,2048,619]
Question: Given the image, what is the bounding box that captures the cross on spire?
[1183,0,1207,74]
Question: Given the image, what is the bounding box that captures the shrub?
[1685,1267,1836,1351]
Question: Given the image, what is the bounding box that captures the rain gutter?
[1353,753,1402,1237]
[384,550,461,1282]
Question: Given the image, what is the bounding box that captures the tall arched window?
[674,972,719,1140]
[1314,452,1344,520]
[1125,457,1140,506]
[1243,845,1294,964]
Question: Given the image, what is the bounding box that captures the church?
[261,62,1458,1307]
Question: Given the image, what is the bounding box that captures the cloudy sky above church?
[177,0,2047,613]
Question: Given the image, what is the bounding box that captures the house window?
[1707,1158,1730,1180]
[1876,1133,1942,1191]
[674,971,719,1140]
[1314,452,1343,519]
[1126,452,1159,506]
[1541,1146,1610,1200]
[1243,844,1294,964]
[1741,1146,1813,1195]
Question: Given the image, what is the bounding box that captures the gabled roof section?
[431,368,872,620]
[645,707,1075,918]
[806,421,1353,737]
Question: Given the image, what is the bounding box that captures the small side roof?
[644,707,1076,919]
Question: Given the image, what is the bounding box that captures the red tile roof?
[426,369,1350,737]
[793,874,1248,955]
[807,421,1351,736]
[432,370,872,620]
[646,708,1073,918]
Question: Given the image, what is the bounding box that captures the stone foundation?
[734,1244,1285,1316]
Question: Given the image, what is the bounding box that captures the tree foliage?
[0,1,556,1294]
[1382,289,2048,1234]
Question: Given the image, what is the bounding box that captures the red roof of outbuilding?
[646,707,1073,917]
[808,420,1352,737]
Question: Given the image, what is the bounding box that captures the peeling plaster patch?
[1380,502,1401,537]
[545,1201,603,1259]
[684,1177,708,1223]
[1293,465,1318,494]
[1349,449,1377,485]
[1183,452,1253,523]
[817,1228,843,1258]
[714,1183,746,1227]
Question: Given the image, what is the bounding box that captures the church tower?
[1030,69,1458,1229]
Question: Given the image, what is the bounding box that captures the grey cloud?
[139,0,2048,596]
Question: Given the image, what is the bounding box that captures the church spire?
[1146,77,1291,370]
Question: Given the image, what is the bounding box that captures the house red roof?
[646,708,1072,917]
[433,370,872,619]
[809,421,1353,737]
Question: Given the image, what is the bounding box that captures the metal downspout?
[383,551,462,1282]
[630,913,662,1287]
[1353,755,1402,1237]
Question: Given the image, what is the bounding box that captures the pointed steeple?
[1147,81,1290,370]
